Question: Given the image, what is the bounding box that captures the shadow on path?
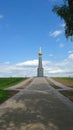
[0,91,73,130]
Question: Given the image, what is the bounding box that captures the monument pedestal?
[37,68,43,77]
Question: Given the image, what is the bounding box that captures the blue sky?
[0,0,73,77]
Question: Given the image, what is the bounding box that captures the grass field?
[0,77,28,90]
[53,77,73,88]
[0,77,28,104]
[0,90,19,104]
[53,77,73,102]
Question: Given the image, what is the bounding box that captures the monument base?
[37,68,43,77]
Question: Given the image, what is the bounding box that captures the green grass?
[0,90,10,103]
[0,77,28,104]
[0,77,28,90]
[0,90,19,104]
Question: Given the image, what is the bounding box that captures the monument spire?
[37,48,44,77]
[40,47,41,52]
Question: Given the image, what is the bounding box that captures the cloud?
[49,54,53,57]
[0,55,73,77]
[68,50,73,54]
[0,60,51,77]
[56,38,60,42]
[49,30,62,37]
[4,61,10,65]
[16,60,51,67]
[68,54,73,60]
[60,23,65,27]
[45,67,63,73]
[59,43,65,48]
[16,60,38,67]
[0,14,4,19]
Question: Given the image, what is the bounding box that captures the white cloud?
[16,60,51,67]
[0,55,73,77]
[68,50,73,54]
[56,38,60,42]
[59,43,65,48]
[45,67,63,73]
[16,60,38,67]
[49,54,53,57]
[49,30,62,37]
[60,23,65,27]
[4,61,10,65]
[68,54,73,60]
[0,14,4,19]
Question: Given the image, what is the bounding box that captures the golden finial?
[38,47,42,55]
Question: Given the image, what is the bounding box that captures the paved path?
[0,78,73,130]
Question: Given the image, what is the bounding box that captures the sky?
[0,0,73,77]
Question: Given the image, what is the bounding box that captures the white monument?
[37,48,44,77]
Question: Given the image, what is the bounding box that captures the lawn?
[0,77,28,104]
[0,90,19,104]
[53,77,73,88]
[0,77,28,90]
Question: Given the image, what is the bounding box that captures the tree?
[52,0,73,39]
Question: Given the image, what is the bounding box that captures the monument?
[37,48,44,77]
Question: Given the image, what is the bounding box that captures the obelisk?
[37,48,44,77]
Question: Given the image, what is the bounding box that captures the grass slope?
[0,77,28,104]
[0,77,27,90]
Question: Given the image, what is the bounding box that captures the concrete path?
[0,78,73,130]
